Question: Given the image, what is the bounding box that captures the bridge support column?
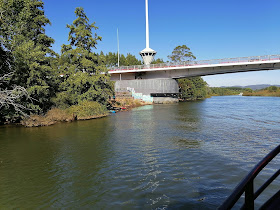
[114,78,179,104]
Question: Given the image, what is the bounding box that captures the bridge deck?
[109,55,280,74]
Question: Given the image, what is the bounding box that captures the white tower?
[140,0,157,66]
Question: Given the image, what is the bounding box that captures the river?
[0,96,279,209]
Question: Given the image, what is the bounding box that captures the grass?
[21,108,74,127]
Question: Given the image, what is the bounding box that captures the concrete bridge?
[108,54,280,103]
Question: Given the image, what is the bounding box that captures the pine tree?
[0,0,57,121]
[55,7,113,108]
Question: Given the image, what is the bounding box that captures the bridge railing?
[108,54,280,72]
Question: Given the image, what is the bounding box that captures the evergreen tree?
[105,52,118,67]
[151,58,164,64]
[55,7,113,108]
[125,53,142,66]
[0,0,57,121]
[103,52,142,67]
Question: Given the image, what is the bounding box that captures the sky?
[43,0,280,87]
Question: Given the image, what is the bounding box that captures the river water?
[0,96,279,209]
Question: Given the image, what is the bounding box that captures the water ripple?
[0,96,279,209]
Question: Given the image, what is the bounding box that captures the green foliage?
[125,53,142,66]
[55,7,114,108]
[103,52,142,66]
[67,100,108,118]
[178,77,207,100]
[209,87,243,96]
[168,45,207,101]
[243,86,280,97]
[168,45,196,63]
[243,88,253,93]
[0,0,57,122]
[1,4,119,124]
[151,58,164,64]
[267,86,278,92]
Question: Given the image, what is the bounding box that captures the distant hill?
[220,84,280,90]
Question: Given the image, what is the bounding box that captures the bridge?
[109,54,280,80]
[108,55,280,103]
[108,1,280,103]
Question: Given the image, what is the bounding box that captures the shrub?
[21,108,73,127]
[66,100,108,119]
[267,86,278,92]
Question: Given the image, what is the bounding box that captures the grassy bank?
[243,90,280,97]
[243,86,280,97]
[21,99,149,127]
[21,101,108,127]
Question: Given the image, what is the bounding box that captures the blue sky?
[44,0,280,87]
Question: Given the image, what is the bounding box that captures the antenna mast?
[145,0,149,49]
[117,28,120,67]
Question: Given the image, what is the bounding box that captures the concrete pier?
[114,78,179,103]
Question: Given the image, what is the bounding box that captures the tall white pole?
[117,28,120,67]
[145,0,149,49]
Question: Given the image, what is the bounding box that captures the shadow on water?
[0,118,116,208]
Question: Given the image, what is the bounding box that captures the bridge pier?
[114,78,179,104]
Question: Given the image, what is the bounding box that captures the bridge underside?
[115,79,179,104]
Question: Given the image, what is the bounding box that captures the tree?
[168,45,196,63]
[178,77,207,100]
[151,58,164,64]
[0,73,30,123]
[104,52,118,67]
[125,53,142,66]
[267,86,278,92]
[103,52,142,67]
[0,0,57,118]
[168,45,207,100]
[55,7,113,108]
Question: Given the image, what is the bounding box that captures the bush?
[21,108,73,127]
[267,86,278,92]
[21,101,108,127]
[66,100,108,119]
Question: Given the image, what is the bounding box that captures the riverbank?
[243,89,280,97]
[19,98,150,127]
[20,108,109,127]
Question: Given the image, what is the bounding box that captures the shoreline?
[21,114,109,128]
[1,94,279,128]
[1,99,150,128]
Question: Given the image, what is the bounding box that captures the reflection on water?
[0,96,279,209]
[171,137,201,149]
